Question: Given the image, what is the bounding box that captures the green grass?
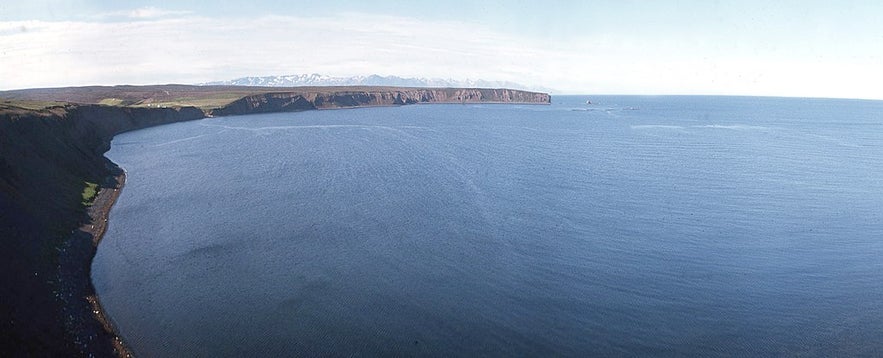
[81,182,98,206]
[98,98,131,106]
[132,98,239,111]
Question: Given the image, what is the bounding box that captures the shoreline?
[79,171,133,357]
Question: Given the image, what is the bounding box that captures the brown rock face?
[210,88,550,116]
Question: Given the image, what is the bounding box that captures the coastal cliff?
[0,104,204,356]
[210,88,550,116]
[0,85,549,356]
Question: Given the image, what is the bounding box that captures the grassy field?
[96,98,132,106]
[127,91,254,110]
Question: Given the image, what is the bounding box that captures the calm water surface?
[93,96,883,356]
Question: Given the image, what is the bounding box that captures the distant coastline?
[0,85,550,356]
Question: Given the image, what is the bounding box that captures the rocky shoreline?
[83,173,132,357]
[56,171,131,357]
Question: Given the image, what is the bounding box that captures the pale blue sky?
[2,1,882,98]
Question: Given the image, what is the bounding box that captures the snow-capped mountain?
[199,74,553,93]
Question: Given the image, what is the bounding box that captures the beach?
[54,171,133,357]
[82,172,133,357]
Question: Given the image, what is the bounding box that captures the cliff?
[0,104,204,356]
[0,85,549,356]
[210,88,551,116]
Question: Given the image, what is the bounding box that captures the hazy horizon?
[2,1,883,100]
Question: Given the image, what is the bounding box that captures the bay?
[92,96,883,356]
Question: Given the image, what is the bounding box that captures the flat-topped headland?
[0,85,549,356]
[2,85,550,113]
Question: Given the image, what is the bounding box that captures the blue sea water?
[92,96,883,356]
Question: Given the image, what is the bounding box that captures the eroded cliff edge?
[0,86,550,356]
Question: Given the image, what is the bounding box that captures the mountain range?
[199,74,554,93]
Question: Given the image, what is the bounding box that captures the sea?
[92,96,883,356]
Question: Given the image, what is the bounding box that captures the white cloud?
[95,6,193,20]
[127,7,192,19]
[0,12,881,99]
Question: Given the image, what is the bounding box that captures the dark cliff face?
[0,105,203,356]
[210,88,550,116]
[210,93,317,116]
[1,105,204,232]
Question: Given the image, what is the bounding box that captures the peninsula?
[0,85,550,356]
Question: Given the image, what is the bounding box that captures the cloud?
[0,12,881,99]
[127,7,192,19]
[96,6,192,20]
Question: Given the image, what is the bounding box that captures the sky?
[2,1,883,98]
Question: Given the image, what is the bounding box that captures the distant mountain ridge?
[199,74,554,93]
